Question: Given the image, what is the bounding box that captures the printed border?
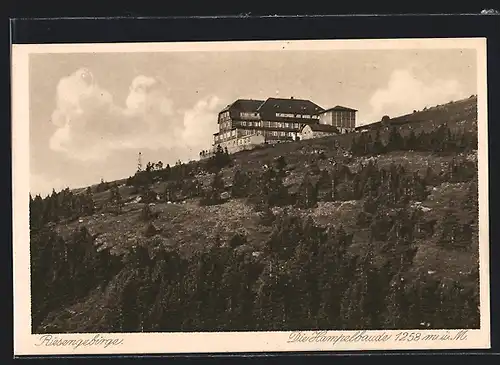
[12,38,490,355]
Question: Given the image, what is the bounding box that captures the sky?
[29,47,477,196]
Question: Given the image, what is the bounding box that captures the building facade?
[214,133,266,154]
[211,97,357,152]
[213,97,324,148]
[318,106,357,134]
[300,124,340,140]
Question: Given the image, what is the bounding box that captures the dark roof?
[320,105,358,113]
[220,99,264,113]
[257,97,324,115]
[302,124,340,133]
[355,122,382,130]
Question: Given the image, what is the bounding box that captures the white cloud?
[362,69,467,125]
[48,68,221,162]
[182,95,221,153]
[30,173,67,197]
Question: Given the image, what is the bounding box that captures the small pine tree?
[141,188,158,204]
[83,187,95,215]
[231,169,250,198]
[462,179,478,213]
[438,209,461,249]
[274,156,287,175]
[295,175,318,209]
[260,204,276,226]
[200,171,225,206]
[424,166,441,186]
[263,167,290,207]
[140,204,159,221]
[317,170,333,202]
[109,185,124,213]
[144,222,160,238]
[386,126,404,151]
[372,129,385,155]
[405,130,418,151]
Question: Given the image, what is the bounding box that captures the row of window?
[239,129,254,136]
[240,121,260,127]
[219,111,231,123]
[223,136,258,148]
[220,112,320,123]
[220,120,303,129]
[275,112,320,119]
[318,113,356,128]
[333,113,355,128]
[215,129,237,142]
[214,128,297,143]
[266,130,295,137]
[240,112,260,119]
[236,120,302,129]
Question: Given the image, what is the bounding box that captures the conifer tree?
[372,129,385,155]
[424,166,441,186]
[231,169,250,198]
[317,169,333,201]
[405,130,418,151]
[462,179,478,213]
[386,126,404,151]
[109,184,124,213]
[438,209,461,249]
[201,171,225,205]
[295,175,318,209]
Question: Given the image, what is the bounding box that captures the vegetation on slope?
[29,97,480,332]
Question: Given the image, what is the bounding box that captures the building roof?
[320,105,358,113]
[355,116,424,130]
[220,99,265,113]
[302,124,340,133]
[257,97,325,115]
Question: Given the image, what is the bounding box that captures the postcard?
[12,37,490,355]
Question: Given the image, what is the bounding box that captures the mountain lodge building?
[212,97,357,153]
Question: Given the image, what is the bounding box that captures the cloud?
[182,95,221,153]
[362,69,467,125]
[30,173,67,197]
[48,68,222,162]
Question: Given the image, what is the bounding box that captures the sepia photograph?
[12,38,490,355]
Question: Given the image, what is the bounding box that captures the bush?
[141,189,158,204]
[259,204,276,226]
[140,204,159,222]
[144,222,160,238]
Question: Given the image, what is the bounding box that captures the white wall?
[300,125,315,140]
[213,134,265,154]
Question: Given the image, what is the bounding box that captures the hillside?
[30,96,480,333]
[357,95,477,132]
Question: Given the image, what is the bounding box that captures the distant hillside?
[357,95,477,132]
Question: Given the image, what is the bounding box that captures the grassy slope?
[40,96,479,332]
[54,96,479,278]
